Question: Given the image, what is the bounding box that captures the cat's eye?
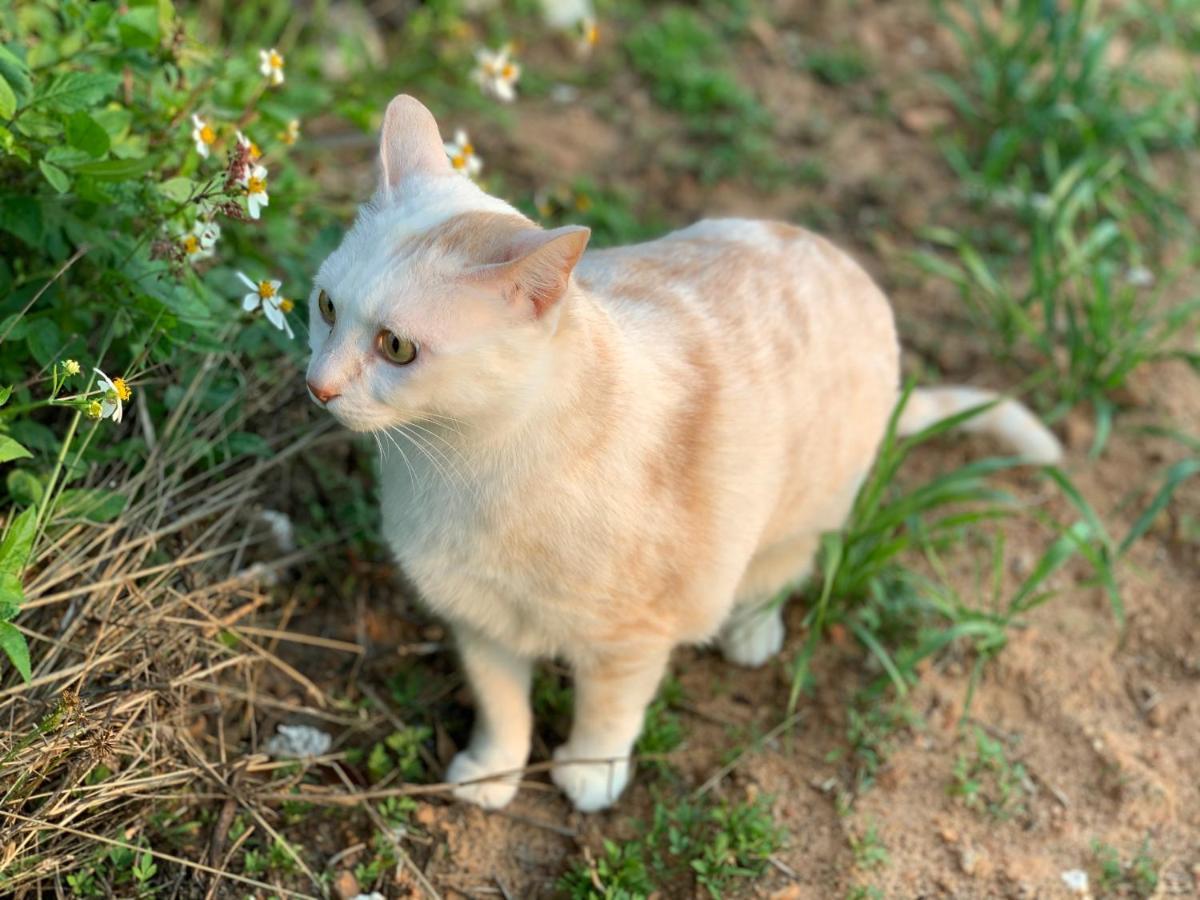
[378,330,418,365]
[317,290,335,325]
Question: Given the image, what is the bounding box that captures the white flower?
[236,130,263,162]
[191,114,217,158]
[259,47,285,86]
[539,0,594,30]
[265,724,331,759]
[237,271,294,338]
[1124,265,1154,288]
[181,219,221,262]
[472,44,521,103]
[443,129,483,178]
[238,162,270,219]
[92,368,131,423]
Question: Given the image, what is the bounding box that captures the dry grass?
[0,352,352,896]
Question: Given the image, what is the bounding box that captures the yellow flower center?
[248,141,262,160]
[501,63,517,80]
[279,298,294,313]
[87,400,103,419]
[246,176,266,195]
[200,125,216,145]
[575,193,593,212]
[112,377,132,402]
[182,234,200,254]
[584,23,598,45]
[452,154,468,170]
[269,51,283,69]
[259,281,277,299]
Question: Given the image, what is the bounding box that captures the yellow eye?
[318,289,335,325]
[379,330,418,365]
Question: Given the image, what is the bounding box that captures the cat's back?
[576,218,896,369]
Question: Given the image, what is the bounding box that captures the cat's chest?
[376,449,593,653]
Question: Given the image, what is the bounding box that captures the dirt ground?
[257,1,1200,897]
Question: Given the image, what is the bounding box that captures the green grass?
[559,792,784,899]
[932,0,1197,234]
[624,6,776,182]
[802,47,872,86]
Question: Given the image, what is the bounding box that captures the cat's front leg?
[445,626,534,809]
[552,643,672,812]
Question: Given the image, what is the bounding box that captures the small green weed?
[634,674,685,773]
[1092,837,1160,898]
[849,820,890,870]
[802,47,872,86]
[949,727,1031,819]
[559,792,784,899]
[366,725,433,783]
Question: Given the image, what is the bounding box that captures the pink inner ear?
[379,95,451,189]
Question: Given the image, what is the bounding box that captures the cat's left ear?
[378,94,451,190]
[472,225,591,318]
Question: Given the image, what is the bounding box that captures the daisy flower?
[280,119,300,146]
[191,114,217,158]
[444,129,482,178]
[259,47,285,86]
[181,219,221,262]
[92,368,131,423]
[238,163,269,219]
[472,44,521,103]
[236,130,263,162]
[237,272,294,338]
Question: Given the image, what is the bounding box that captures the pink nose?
[307,380,340,404]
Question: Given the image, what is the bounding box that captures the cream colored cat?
[305,95,1061,812]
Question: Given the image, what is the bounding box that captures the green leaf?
[0,505,37,578]
[65,111,111,158]
[0,385,11,407]
[0,75,15,120]
[33,72,119,113]
[25,317,61,366]
[118,7,160,49]
[0,46,33,104]
[72,155,158,179]
[0,572,22,619]
[7,468,43,507]
[0,196,44,246]
[0,621,32,682]
[0,436,32,464]
[38,159,70,193]
[55,488,128,523]
[158,176,196,203]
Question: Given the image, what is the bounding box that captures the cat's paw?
[719,607,785,668]
[446,749,522,810]
[551,743,631,812]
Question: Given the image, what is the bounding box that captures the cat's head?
[306,95,590,434]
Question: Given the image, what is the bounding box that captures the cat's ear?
[471,225,591,317]
[378,94,451,189]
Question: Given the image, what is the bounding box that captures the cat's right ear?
[378,95,451,190]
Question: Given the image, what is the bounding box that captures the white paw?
[719,607,785,668]
[446,749,522,810]
[551,744,631,812]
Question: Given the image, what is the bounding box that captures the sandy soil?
[255,1,1200,897]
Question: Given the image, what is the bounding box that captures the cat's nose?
[307,380,340,404]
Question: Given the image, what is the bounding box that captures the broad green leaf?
[65,111,111,158]
[25,317,61,365]
[0,436,32,464]
[0,505,37,577]
[0,75,15,120]
[118,7,160,49]
[0,621,31,682]
[72,155,158,179]
[0,572,22,619]
[0,196,44,246]
[55,488,128,523]
[7,467,43,509]
[38,159,69,193]
[158,176,196,203]
[0,46,32,104]
[0,385,11,407]
[33,72,119,113]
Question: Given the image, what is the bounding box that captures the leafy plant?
[949,727,1031,819]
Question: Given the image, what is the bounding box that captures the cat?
[305,95,1061,812]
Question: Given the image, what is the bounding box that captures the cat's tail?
[897,386,1063,465]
